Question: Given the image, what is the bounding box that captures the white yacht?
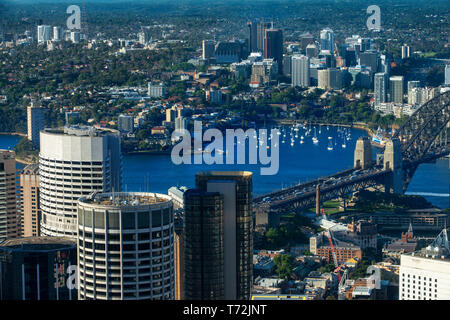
[327,140,333,151]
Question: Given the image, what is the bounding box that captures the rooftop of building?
[0,149,15,159]
[384,240,417,253]
[42,125,118,137]
[196,171,253,178]
[405,228,450,261]
[316,231,362,250]
[21,163,39,175]
[168,186,188,197]
[0,236,75,251]
[79,192,171,207]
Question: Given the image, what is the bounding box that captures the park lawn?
[306,200,342,215]
[420,52,437,58]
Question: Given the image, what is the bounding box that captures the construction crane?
[321,209,342,282]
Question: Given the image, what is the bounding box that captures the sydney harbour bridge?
[253,90,450,215]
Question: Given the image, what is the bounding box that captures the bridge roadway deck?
[253,144,449,212]
[253,167,357,204]
[254,167,391,212]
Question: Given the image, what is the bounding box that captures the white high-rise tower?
[291,55,310,88]
[39,126,122,238]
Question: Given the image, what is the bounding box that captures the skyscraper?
[19,164,40,237]
[300,33,315,51]
[318,68,342,90]
[401,44,411,59]
[70,31,81,44]
[184,171,253,300]
[0,237,77,300]
[138,29,150,45]
[202,40,215,60]
[183,189,224,300]
[328,68,342,90]
[264,28,283,74]
[390,76,404,104]
[445,65,450,86]
[214,41,243,64]
[118,114,134,133]
[407,80,421,93]
[175,116,188,132]
[282,54,292,77]
[39,126,122,238]
[291,55,310,88]
[77,192,175,300]
[37,25,52,44]
[256,22,272,54]
[148,82,167,98]
[379,54,390,75]
[53,26,63,41]
[250,59,278,88]
[318,69,328,90]
[174,211,184,300]
[247,22,258,53]
[306,43,318,58]
[320,28,334,53]
[0,150,19,241]
[27,100,45,149]
[359,51,379,73]
[374,73,388,107]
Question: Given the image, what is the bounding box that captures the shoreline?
[0,132,26,137]
[124,150,172,155]
[274,119,374,137]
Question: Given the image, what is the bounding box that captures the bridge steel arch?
[392,90,450,190]
[393,90,450,162]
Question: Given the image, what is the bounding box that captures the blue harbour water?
[1,127,448,209]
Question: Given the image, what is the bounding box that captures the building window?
[108,212,119,230]
[122,212,136,230]
[95,211,105,228]
[138,212,149,229]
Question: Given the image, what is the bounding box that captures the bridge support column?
[315,185,320,216]
[383,138,403,194]
[354,137,373,169]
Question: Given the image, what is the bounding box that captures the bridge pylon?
[315,184,320,216]
[383,138,403,194]
[354,137,373,169]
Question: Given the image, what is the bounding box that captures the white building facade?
[77,192,175,300]
[292,55,310,88]
[37,25,52,44]
[399,229,450,300]
[39,126,122,238]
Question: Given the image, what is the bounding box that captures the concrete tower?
[292,55,310,88]
[383,138,403,193]
[77,192,175,300]
[0,150,19,241]
[39,126,121,238]
[354,137,372,169]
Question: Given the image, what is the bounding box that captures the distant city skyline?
[0,0,448,303]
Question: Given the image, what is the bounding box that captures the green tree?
[265,228,284,248]
[273,254,294,280]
